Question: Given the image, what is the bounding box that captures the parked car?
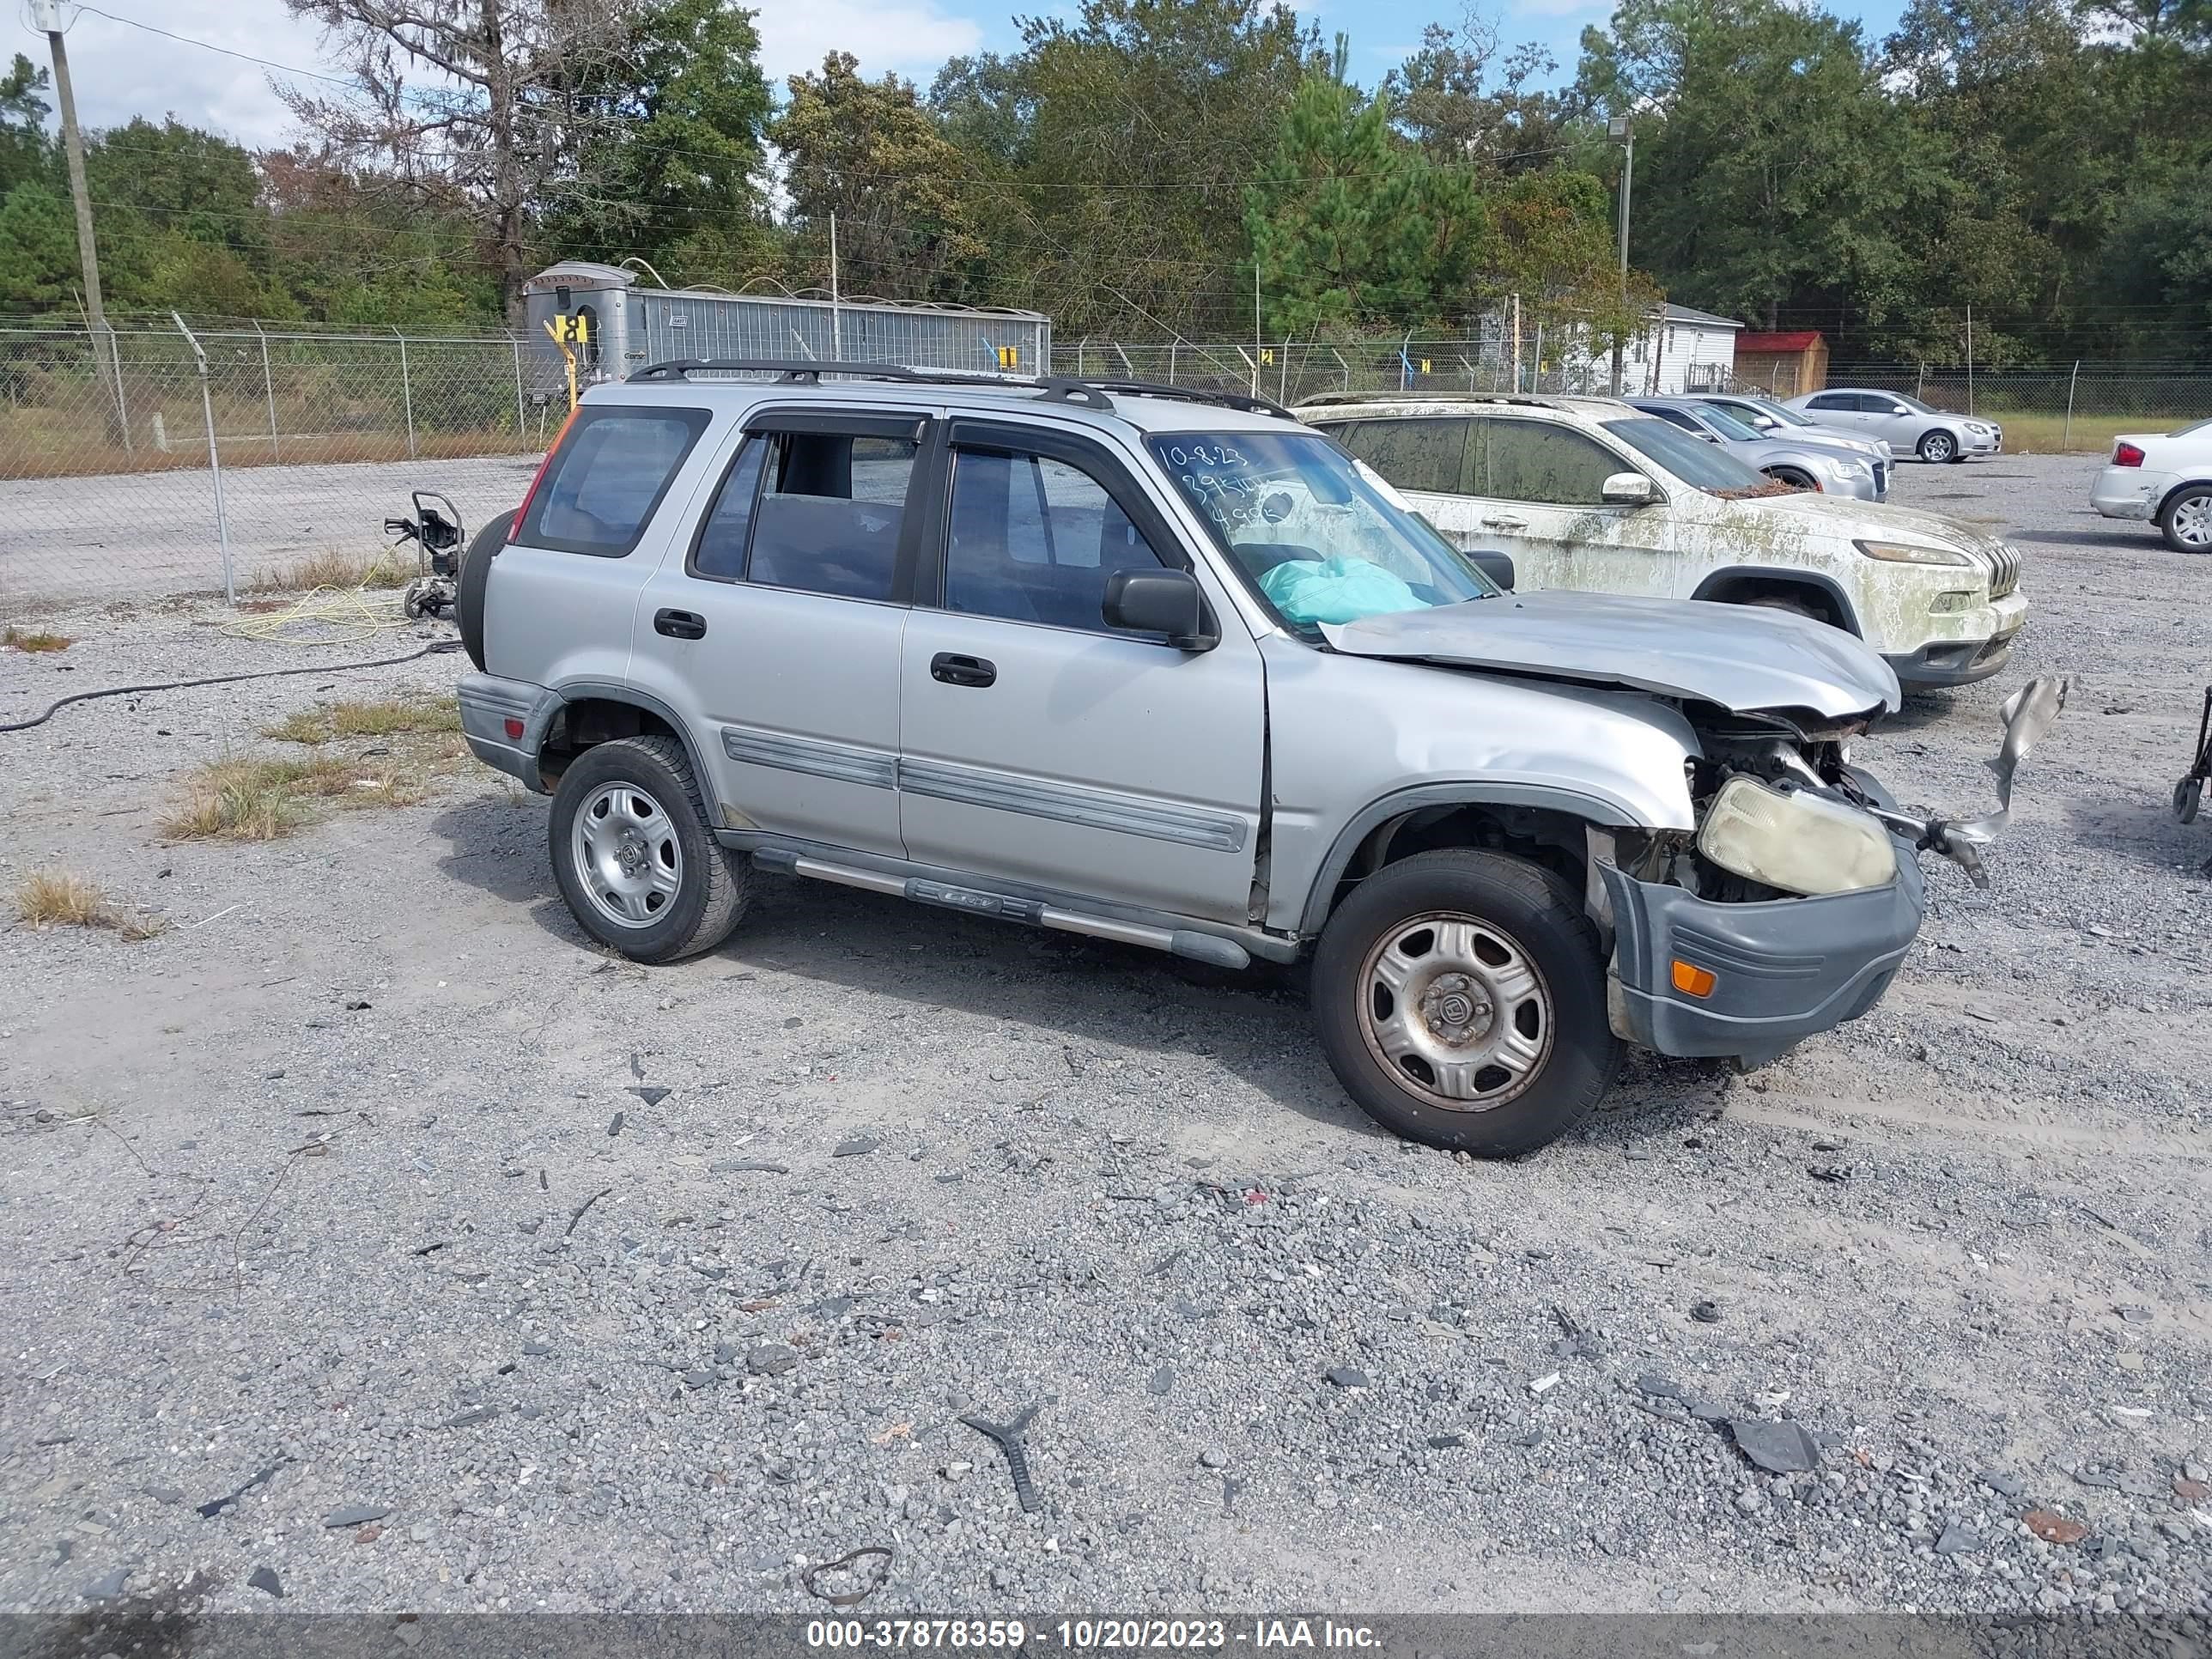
[1784,389,2001,464]
[2089,420,2212,553]
[1692,392,1893,465]
[453,362,2057,1157]
[1300,393,2027,690]
[1626,395,1888,501]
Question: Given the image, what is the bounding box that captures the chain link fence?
[7,316,2210,623]
[1,319,552,615]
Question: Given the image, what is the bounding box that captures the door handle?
[930,652,997,689]
[653,608,706,640]
[1480,516,1528,531]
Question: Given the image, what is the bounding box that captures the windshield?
[1693,404,1766,442]
[1147,431,1498,635]
[1758,399,1819,428]
[1601,416,1767,494]
[1889,392,1937,414]
[2172,419,2210,437]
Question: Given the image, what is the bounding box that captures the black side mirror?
[1103,568,1212,649]
[1467,549,1516,592]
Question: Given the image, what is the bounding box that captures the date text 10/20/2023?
[804,1620,1382,1650]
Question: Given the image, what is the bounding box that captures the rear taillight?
[512,406,580,537]
[2113,441,2145,467]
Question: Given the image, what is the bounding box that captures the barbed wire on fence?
[6,315,2209,618]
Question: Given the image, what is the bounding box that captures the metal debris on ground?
[195,1460,284,1520]
[565,1186,614,1237]
[961,1404,1042,1514]
[1729,1419,1822,1475]
[802,1545,893,1607]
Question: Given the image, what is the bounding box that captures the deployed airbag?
[1258,556,1429,626]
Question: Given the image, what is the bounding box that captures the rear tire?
[457,508,518,672]
[1917,429,1959,464]
[2158,484,2212,555]
[1310,849,1618,1157]
[549,734,749,963]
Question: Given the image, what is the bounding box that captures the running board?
[751,848,1252,969]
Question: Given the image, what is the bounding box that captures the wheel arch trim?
[550,680,717,794]
[1688,565,1863,636]
[1298,782,1644,936]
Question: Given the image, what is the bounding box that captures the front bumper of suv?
[1598,850,1924,1067]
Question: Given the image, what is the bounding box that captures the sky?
[11,0,1912,151]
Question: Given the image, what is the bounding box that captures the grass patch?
[1984,412,2203,455]
[15,870,167,939]
[3,624,71,652]
[252,546,411,593]
[264,696,463,744]
[167,694,468,841]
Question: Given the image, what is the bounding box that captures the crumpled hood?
[1320,591,1902,720]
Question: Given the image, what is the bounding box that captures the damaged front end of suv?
[1596,675,2065,1064]
[1319,591,2066,1070]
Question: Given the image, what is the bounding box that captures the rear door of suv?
[627,402,933,858]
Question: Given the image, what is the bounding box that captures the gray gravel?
[1,452,2209,1618]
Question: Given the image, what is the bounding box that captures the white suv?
[1301,394,2029,691]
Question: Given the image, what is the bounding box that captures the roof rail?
[1083,379,1296,420]
[629,357,1113,410]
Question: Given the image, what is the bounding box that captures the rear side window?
[520,406,711,557]
[745,433,920,602]
[1806,393,1851,411]
[1339,418,1468,495]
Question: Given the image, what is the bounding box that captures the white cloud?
[11,0,988,153]
[753,0,986,88]
[14,2,345,147]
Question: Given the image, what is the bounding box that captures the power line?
[70,3,361,88]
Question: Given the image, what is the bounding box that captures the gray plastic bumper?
[458,672,560,793]
[1600,853,1925,1066]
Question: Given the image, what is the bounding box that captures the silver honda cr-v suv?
[454,361,2061,1156]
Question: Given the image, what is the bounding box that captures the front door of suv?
[896,419,1266,926]
[629,406,930,858]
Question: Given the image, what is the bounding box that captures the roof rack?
[629,357,1113,410]
[1081,379,1296,420]
[1290,389,1596,410]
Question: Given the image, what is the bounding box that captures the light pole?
[1607,114,1634,398]
[30,0,124,446]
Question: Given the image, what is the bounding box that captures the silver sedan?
[1785,389,2002,464]
[1626,398,1888,501]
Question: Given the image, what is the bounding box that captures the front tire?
[2159,484,2212,555]
[1917,429,1959,464]
[549,735,749,963]
[1310,849,1619,1157]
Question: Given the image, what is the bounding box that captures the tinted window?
[522,407,711,557]
[1649,407,1702,434]
[746,432,919,601]
[1805,393,1851,411]
[1478,420,1623,506]
[689,438,766,580]
[1339,418,1468,495]
[1602,416,1767,493]
[945,448,1168,632]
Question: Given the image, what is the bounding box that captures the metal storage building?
[521,262,1052,390]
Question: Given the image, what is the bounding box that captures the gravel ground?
[1,452,2209,1621]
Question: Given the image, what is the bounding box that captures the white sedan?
[2090,421,2212,553]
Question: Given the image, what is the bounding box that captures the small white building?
[1551,302,1743,395]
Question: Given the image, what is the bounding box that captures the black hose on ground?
[0,640,465,735]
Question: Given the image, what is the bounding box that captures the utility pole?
[32,0,125,447]
[1608,115,1634,398]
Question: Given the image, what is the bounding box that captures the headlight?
[1856,538,1971,567]
[1697,777,1899,896]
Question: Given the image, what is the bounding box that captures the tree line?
[0,0,2203,365]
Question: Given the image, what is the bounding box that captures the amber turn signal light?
[1670,960,1717,998]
